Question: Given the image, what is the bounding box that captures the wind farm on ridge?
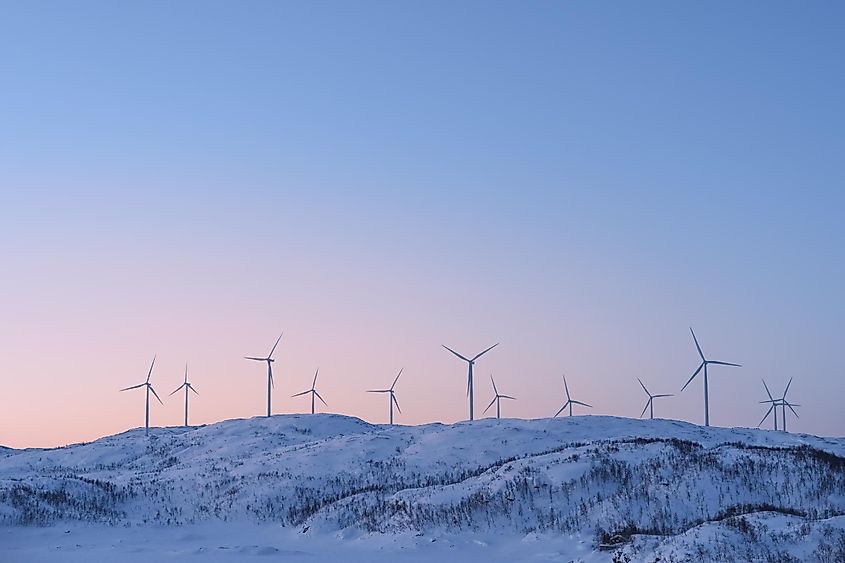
[118,327,803,435]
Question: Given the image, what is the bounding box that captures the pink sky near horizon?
[1,232,840,448]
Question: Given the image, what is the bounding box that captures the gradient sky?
[1,2,843,448]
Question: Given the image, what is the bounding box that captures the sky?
[1,2,843,448]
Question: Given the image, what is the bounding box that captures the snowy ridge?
[2,415,845,561]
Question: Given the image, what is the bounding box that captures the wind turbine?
[779,378,800,432]
[367,369,403,425]
[483,375,515,419]
[680,327,742,427]
[292,369,327,414]
[170,363,199,427]
[442,343,499,421]
[637,378,673,419]
[554,375,592,417]
[758,379,779,431]
[245,332,283,417]
[119,356,163,436]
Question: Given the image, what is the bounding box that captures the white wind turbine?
[244,332,283,417]
[483,375,515,419]
[680,327,741,427]
[367,369,403,425]
[293,369,327,414]
[119,356,163,436]
[442,343,499,421]
[637,378,673,419]
[554,375,592,417]
[170,363,199,427]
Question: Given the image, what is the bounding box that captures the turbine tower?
[119,356,163,436]
[293,369,327,414]
[483,375,515,419]
[680,327,741,427]
[554,375,592,417]
[779,378,800,432]
[245,332,283,417]
[758,379,779,431]
[637,378,673,419]
[170,363,199,427]
[442,343,499,421]
[367,368,403,425]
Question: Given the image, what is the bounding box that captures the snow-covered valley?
[2,415,844,562]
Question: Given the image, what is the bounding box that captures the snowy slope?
[1,415,844,562]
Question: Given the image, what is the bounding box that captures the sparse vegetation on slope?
[1,415,843,561]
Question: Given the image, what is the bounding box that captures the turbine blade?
[391,368,403,390]
[572,400,592,408]
[690,327,705,361]
[149,385,164,405]
[762,379,774,401]
[637,378,650,396]
[442,345,470,363]
[782,377,793,399]
[119,383,145,392]
[244,356,266,362]
[708,360,741,367]
[169,383,186,396]
[392,394,401,414]
[315,391,328,406]
[483,397,497,414]
[653,394,674,398]
[184,363,188,384]
[758,404,774,427]
[291,390,310,398]
[563,375,570,401]
[312,369,319,390]
[786,403,799,418]
[472,343,499,362]
[189,385,199,395]
[500,395,516,400]
[146,355,157,383]
[368,389,390,393]
[268,332,284,358]
[640,400,650,419]
[491,375,498,395]
[681,362,704,391]
[554,406,566,418]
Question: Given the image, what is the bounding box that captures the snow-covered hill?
[2,415,844,562]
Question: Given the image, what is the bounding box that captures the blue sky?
[1,2,843,446]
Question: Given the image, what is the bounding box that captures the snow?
[1,524,608,562]
[1,414,844,562]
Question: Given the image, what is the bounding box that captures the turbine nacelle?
[118,381,164,405]
[170,364,200,397]
[244,356,274,363]
[442,343,499,366]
